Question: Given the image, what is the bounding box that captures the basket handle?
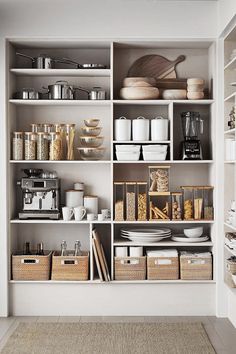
[188,259,206,265]
[62,259,78,265]
[121,259,139,265]
[21,259,39,264]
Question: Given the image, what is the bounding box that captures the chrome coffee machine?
[18,169,60,219]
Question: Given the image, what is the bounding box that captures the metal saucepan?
[43,81,80,100]
[16,52,68,69]
[78,86,106,100]
[14,88,42,100]
[60,58,106,69]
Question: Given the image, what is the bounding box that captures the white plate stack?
[121,228,171,244]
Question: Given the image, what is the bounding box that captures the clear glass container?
[54,124,65,159]
[171,192,183,220]
[137,182,147,221]
[31,123,41,133]
[37,132,49,160]
[12,132,23,160]
[114,182,125,221]
[24,132,37,160]
[203,187,214,220]
[126,182,136,221]
[149,166,170,193]
[181,187,194,220]
[49,132,62,160]
[65,124,75,160]
[193,187,204,220]
[42,124,53,134]
[149,194,171,220]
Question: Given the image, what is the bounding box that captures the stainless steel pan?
[16,52,68,69]
[60,58,106,69]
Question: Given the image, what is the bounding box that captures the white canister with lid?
[115,116,131,141]
[84,195,98,215]
[65,190,84,208]
[132,116,149,141]
[151,116,169,141]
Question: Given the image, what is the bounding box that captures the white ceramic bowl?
[183,227,204,238]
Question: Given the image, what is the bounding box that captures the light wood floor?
[0,316,235,353]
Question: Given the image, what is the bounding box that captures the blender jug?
[181,112,203,140]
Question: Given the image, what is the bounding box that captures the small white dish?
[171,235,209,243]
[183,227,203,238]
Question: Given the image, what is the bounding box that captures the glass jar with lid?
[126,182,136,221]
[181,187,194,220]
[37,132,49,160]
[171,192,183,220]
[12,132,23,160]
[203,187,214,220]
[42,124,53,134]
[54,124,65,159]
[24,132,37,160]
[49,132,62,160]
[31,123,41,133]
[193,187,204,220]
[137,182,147,221]
[65,124,75,160]
[114,182,125,221]
[149,166,170,193]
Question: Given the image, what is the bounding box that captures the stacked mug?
[63,182,86,221]
[187,78,205,100]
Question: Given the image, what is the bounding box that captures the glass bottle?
[65,124,75,160]
[49,132,62,160]
[37,132,49,160]
[24,132,37,160]
[74,240,82,256]
[61,240,67,256]
[12,132,23,160]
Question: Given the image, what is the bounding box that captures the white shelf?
[113,160,213,164]
[224,161,236,164]
[9,279,215,284]
[113,220,214,224]
[224,222,236,231]
[224,56,236,71]
[10,68,111,77]
[9,160,111,164]
[113,99,214,105]
[10,219,111,224]
[224,92,236,102]
[9,99,111,106]
[224,128,235,135]
[113,240,213,247]
[113,140,171,144]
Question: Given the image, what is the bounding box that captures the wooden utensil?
[128,55,185,80]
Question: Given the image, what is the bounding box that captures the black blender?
[181,111,203,160]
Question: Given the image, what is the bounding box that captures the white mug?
[87,213,95,221]
[101,209,109,219]
[62,207,74,221]
[129,246,143,257]
[74,206,86,221]
[98,213,104,221]
[115,247,128,257]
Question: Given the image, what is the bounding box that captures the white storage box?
[116,151,140,161]
[142,145,168,153]
[116,145,141,152]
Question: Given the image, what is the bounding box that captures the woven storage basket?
[180,253,212,280]
[51,251,89,281]
[114,256,146,280]
[147,256,179,280]
[12,251,52,281]
[225,259,236,288]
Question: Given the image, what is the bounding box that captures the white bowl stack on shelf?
[115,145,141,161]
[187,78,205,100]
[171,226,209,243]
[142,145,168,161]
[121,228,172,244]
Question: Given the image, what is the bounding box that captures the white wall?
[218,0,236,36]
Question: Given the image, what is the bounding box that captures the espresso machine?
[181,111,203,160]
[18,169,60,219]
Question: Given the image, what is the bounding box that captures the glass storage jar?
[65,124,75,160]
[37,132,49,160]
[49,132,62,160]
[137,182,147,221]
[24,132,36,160]
[181,187,194,220]
[31,123,41,133]
[12,132,23,160]
[171,192,183,220]
[114,182,125,221]
[126,182,136,221]
[42,124,53,134]
[149,193,171,220]
[149,166,170,193]
[193,187,204,220]
[54,124,65,159]
[203,187,214,220]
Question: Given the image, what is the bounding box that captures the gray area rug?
[1,322,215,354]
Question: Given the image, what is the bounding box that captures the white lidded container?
[84,195,98,215]
[115,116,131,141]
[151,116,168,141]
[132,116,149,141]
[65,190,84,208]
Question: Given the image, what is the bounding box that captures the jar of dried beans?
[12,132,23,160]
[24,132,36,160]
[37,132,49,160]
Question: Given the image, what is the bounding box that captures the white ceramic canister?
[132,116,149,141]
[115,116,131,141]
[65,190,84,208]
[84,195,98,214]
[151,116,168,141]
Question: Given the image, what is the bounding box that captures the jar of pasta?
[65,124,75,160]
[49,132,62,160]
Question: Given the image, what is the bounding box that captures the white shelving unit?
[5,38,217,316]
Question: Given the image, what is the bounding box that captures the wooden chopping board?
[127,55,185,80]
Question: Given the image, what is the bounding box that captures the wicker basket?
[51,251,89,281]
[180,253,212,280]
[12,251,52,281]
[225,259,236,288]
[147,256,179,280]
[114,256,146,280]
